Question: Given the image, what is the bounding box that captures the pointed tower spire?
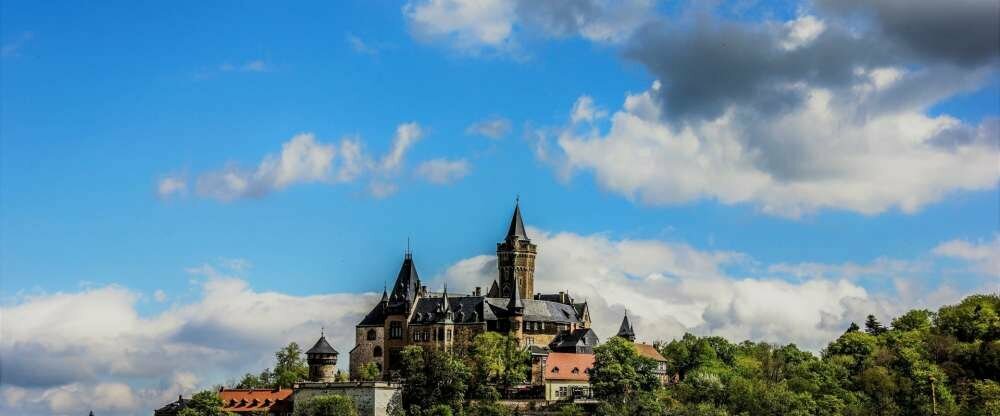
[506,198,529,241]
[389,251,421,305]
[380,282,389,302]
[507,275,524,313]
[617,310,636,342]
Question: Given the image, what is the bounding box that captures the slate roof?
[409,295,486,324]
[506,202,529,241]
[617,312,636,340]
[550,328,600,352]
[389,254,421,304]
[485,298,581,323]
[306,335,338,355]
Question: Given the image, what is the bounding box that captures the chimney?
[474,287,481,296]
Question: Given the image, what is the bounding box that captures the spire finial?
[516,194,519,205]
[321,326,325,337]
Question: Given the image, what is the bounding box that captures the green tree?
[470,332,529,397]
[865,314,887,336]
[178,390,227,416]
[466,401,511,416]
[556,404,584,416]
[274,342,310,388]
[891,309,934,332]
[293,394,358,416]
[935,294,1000,342]
[399,346,471,413]
[590,336,660,407]
[358,362,381,381]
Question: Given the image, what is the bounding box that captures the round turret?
[306,331,339,382]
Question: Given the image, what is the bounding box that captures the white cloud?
[416,158,470,184]
[934,235,1000,277]
[404,0,517,53]
[549,77,999,217]
[378,122,423,174]
[781,15,826,50]
[153,289,167,303]
[157,176,187,199]
[466,116,512,139]
[435,228,985,351]
[570,96,606,124]
[0,263,377,415]
[195,133,335,201]
[402,0,654,55]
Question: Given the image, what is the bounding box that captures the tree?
[590,336,660,407]
[469,332,529,397]
[358,362,381,381]
[865,314,887,336]
[398,346,471,413]
[845,322,860,333]
[293,394,357,416]
[935,294,1000,342]
[178,390,227,416]
[891,309,933,332]
[274,342,310,388]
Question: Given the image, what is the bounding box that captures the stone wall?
[293,382,402,416]
[350,326,384,380]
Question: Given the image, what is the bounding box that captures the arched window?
[366,329,377,340]
[572,367,580,374]
[373,346,383,357]
[551,367,560,374]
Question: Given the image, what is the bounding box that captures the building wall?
[544,380,590,402]
[293,382,401,416]
[350,326,384,380]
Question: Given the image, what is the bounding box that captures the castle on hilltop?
[348,201,597,380]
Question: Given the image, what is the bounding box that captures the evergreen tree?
[865,314,887,336]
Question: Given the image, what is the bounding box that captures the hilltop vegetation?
[655,293,999,416]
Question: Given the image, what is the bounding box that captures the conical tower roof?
[506,200,529,241]
[507,276,524,313]
[306,332,339,355]
[389,252,421,304]
[617,311,636,341]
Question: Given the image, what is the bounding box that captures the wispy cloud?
[219,59,270,73]
[156,175,188,200]
[416,158,470,184]
[465,116,511,139]
[346,34,382,55]
[2,32,34,58]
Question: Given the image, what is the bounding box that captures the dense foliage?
[589,336,661,415]
[177,390,228,416]
[656,293,999,415]
[293,394,358,416]
[399,345,473,415]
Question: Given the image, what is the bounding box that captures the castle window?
[572,368,580,374]
[389,322,402,339]
[437,327,444,341]
[373,346,382,357]
[366,329,377,340]
[551,367,559,374]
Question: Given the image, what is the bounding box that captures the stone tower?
[497,200,536,299]
[306,331,339,382]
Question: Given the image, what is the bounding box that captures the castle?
[348,201,595,380]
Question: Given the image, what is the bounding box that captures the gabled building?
[349,201,594,380]
[543,352,595,402]
[218,388,293,416]
[616,312,670,385]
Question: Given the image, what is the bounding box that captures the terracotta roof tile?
[635,343,667,362]
[545,352,594,381]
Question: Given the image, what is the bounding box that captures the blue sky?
[1,1,997,414]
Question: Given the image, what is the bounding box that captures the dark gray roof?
[389,254,421,304]
[617,312,635,340]
[485,298,581,323]
[506,202,529,241]
[410,295,486,324]
[550,328,600,352]
[306,335,338,355]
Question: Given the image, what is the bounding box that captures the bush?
[293,394,357,416]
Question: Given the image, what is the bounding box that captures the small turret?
[306,330,339,382]
[617,311,636,342]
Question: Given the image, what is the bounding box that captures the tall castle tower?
[306,331,339,382]
[497,200,536,299]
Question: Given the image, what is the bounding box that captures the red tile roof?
[219,388,293,413]
[635,343,667,362]
[545,352,594,381]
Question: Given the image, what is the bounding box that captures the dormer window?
[571,367,580,374]
[551,367,559,373]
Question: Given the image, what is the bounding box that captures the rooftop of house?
[218,388,293,413]
[545,352,595,382]
[635,343,667,362]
